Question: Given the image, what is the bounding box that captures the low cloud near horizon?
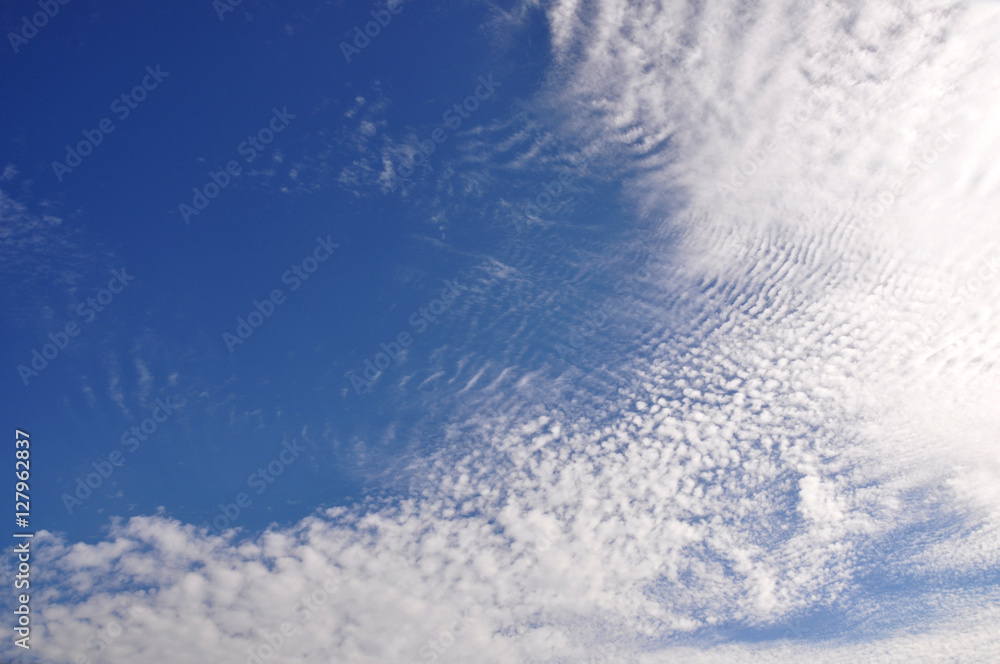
[6,0,1000,662]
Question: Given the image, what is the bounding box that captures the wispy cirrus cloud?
[9,1,1000,662]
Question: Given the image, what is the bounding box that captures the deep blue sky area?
[1,0,558,543]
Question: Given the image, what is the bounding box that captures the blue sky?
[3,0,550,540]
[3,1,1000,662]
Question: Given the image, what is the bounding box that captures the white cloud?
[13,1,1000,662]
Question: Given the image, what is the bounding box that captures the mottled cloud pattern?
[8,1,1000,662]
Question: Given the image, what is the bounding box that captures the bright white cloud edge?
[8,0,1000,662]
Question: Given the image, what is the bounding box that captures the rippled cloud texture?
[9,0,1000,662]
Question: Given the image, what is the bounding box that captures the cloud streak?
[11,1,1000,662]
